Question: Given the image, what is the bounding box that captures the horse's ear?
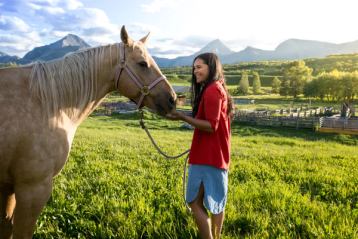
[139,32,150,45]
[121,25,133,46]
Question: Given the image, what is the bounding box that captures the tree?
[279,77,290,97]
[237,71,249,95]
[352,71,358,100]
[252,72,261,94]
[303,70,358,102]
[271,76,281,94]
[315,70,342,101]
[304,78,322,100]
[283,60,313,98]
[339,71,358,101]
[169,73,180,81]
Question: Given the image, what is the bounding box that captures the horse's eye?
[138,61,148,68]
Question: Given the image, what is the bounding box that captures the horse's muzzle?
[155,93,176,116]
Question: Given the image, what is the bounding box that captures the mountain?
[196,39,234,56]
[273,39,338,59]
[334,40,358,54]
[225,46,274,63]
[153,39,358,67]
[2,35,358,67]
[0,51,19,64]
[18,34,90,64]
[153,39,235,67]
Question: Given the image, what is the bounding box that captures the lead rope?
[139,110,191,212]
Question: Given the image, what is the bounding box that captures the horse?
[0,26,176,239]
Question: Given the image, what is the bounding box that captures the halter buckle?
[119,61,126,68]
[141,86,150,96]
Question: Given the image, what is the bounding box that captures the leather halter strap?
[114,42,166,109]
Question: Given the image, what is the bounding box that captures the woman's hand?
[166,109,185,121]
[166,110,213,133]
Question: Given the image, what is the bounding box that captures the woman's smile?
[193,58,209,83]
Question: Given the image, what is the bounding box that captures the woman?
[167,52,233,239]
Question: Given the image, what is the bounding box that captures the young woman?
[167,52,233,239]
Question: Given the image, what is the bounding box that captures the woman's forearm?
[181,114,213,133]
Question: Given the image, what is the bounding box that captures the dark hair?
[191,52,234,118]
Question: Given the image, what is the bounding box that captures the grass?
[233,97,343,111]
[168,78,191,86]
[34,112,358,238]
[101,92,127,103]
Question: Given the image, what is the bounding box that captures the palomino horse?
[0,26,176,239]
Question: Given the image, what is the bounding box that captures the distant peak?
[53,34,90,48]
[243,46,256,50]
[62,34,83,41]
[211,39,224,43]
[206,39,227,47]
[65,33,78,38]
[198,39,234,55]
[275,38,335,51]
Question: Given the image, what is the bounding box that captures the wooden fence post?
[296,109,300,129]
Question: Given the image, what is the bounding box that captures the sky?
[1,0,358,58]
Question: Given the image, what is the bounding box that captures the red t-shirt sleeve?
[204,86,223,132]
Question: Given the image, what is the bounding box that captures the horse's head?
[114,26,176,116]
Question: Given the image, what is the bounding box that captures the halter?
[115,42,166,109]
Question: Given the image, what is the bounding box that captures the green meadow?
[34,112,358,238]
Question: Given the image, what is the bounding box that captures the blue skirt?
[186,164,228,214]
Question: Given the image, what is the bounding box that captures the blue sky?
[1,0,358,58]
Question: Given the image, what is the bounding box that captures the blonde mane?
[29,43,121,120]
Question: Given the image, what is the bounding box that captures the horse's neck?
[73,78,114,125]
[67,44,122,125]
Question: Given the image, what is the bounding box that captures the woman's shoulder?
[205,80,225,97]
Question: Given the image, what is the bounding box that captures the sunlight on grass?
[34,113,358,238]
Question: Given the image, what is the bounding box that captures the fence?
[235,114,321,129]
[316,117,358,135]
[96,102,358,134]
[320,117,358,129]
[235,110,358,134]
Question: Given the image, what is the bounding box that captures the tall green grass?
[34,112,358,238]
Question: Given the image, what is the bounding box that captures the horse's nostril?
[169,96,175,105]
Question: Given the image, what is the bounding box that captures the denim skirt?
[186,164,228,214]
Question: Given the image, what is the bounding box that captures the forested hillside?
[162,53,358,101]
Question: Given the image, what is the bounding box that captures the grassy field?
[34,112,358,238]
[233,96,347,111]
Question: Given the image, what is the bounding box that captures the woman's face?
[193,58,209,84]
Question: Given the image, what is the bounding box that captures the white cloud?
[51,30,69,38]
[0,16,30,32]
[63,0,83,10]
[141,0,178,13]
[0,31,41,55]
[86,35,115,45]
[2,0,358,59]
[0,0,122,56]
[77,8,115,29]
[28,0,82,9]
[148,36,212,59]
[126,23,159,40]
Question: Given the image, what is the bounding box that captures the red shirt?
[189,80,231,170]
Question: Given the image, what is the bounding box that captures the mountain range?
[0,51,19,64]
[1,34,358,67]
[153,38,358,67]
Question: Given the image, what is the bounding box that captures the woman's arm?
[166,110,213,133]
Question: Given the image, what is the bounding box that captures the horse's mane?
[29,43,120,121]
